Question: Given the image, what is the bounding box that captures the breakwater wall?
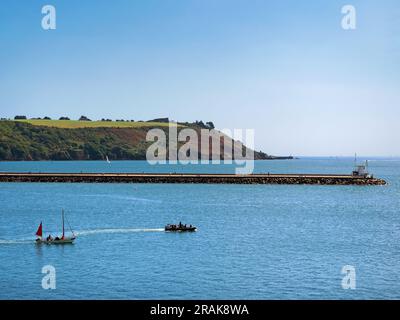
[0,172,386,185]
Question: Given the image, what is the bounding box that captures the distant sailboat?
[106,155,111,164]
[35,210,76,244]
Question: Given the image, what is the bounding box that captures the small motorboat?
[165,222,197,232]
[35,210,76,244]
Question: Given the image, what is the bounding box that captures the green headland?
[0,117,291,161]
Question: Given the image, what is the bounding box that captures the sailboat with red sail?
[35,210,76,244]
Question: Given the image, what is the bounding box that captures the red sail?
[35,222,43,237]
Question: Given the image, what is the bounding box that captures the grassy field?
[14,119,179,129]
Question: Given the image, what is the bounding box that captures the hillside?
[13,119,176,129]
[0,120,290,161]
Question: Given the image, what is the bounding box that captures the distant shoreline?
[0,157,295,162]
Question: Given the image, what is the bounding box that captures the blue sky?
[0,0,399,156]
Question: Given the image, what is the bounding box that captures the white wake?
[0,239,33,245]
[76,228,164,236]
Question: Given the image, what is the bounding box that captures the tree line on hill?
[7,115,215,129]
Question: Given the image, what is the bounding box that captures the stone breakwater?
[0,173,387,185]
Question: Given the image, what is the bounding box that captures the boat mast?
[62,209,65,239]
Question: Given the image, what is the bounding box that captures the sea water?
[0,158,399,299]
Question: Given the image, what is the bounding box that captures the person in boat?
[46,235,53,241]
[54,236,60,241]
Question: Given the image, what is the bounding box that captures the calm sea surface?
[0,158,399,299]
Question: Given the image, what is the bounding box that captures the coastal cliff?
[0,120,292,161]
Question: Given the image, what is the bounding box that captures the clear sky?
[0,0,399,156]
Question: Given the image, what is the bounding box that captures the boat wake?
[76,228,164,236]
[0,239,33,245]
[80,194,163,203]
